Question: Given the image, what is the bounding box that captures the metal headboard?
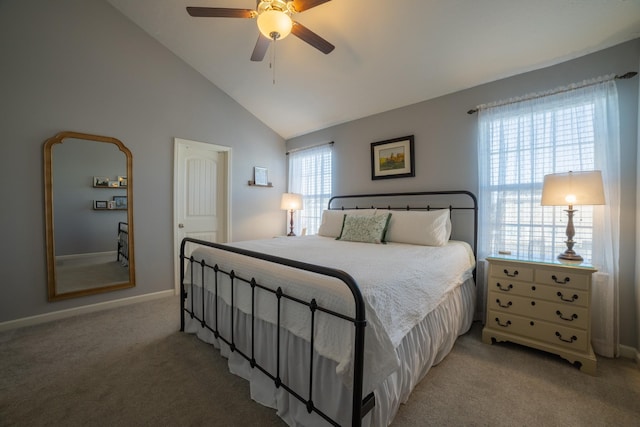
[328,190,478,262]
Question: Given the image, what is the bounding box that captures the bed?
[117,221,129,265]
[180,191,477,426]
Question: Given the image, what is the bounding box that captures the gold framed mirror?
[44,131,135,301]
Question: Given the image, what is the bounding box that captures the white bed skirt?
[184,278,475,426]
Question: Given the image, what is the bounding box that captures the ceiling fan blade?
[250,34,271,62]
[291,22,335,54]
[291,0,331,12]
[186,7,255,18]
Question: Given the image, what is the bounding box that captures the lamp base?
[287,209,296,237]
[557,250,583,263]
[557,205,583,263]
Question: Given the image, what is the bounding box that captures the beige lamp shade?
[281,193,303,211]
[541,170,605,206]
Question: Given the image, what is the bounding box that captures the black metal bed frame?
[180,190,478,427]
[117,221,129,263]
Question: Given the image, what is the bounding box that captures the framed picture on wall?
[371,135,415,180]
[94,200,108,210]
[113,196,127,210]
[93,176,110,187]
[254,166,268,186]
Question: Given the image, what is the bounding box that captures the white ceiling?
[106,0,640,139]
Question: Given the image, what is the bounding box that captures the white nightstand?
[482,256,597,374]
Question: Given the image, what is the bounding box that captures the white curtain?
[287,143,333,236]
[477,76,620,357]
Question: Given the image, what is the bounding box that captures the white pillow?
[337,212,392,244]
[384,209,451,246]
[317,209,379,238]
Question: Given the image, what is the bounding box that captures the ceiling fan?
[187,0,335,61]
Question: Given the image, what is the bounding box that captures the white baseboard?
[618,344,639,364]
[0,290,175,332]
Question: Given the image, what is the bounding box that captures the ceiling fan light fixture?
[257,9,293,40]
[186,0,335,61]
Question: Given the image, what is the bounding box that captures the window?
[477,79,619,265]
[480,102,597,260]
[287,143,333,235]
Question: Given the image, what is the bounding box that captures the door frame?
[173,137,232,294]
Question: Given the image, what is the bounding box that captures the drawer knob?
[495,318,511,328]
[555,331,578,343]
[496,298,512,308]
[557,291,579,302]
[504,269,519,278]
[496,282,513,292]
[551,275,570,284]
[556,310,578,322]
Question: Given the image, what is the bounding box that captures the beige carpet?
[1,296,639,426]
[55,253,130,294]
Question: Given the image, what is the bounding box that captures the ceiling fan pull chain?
[271,38,277,85]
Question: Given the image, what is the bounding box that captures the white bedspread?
[186,235,475,392]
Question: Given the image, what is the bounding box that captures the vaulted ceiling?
[106,0,640,139]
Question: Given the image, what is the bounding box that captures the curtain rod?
[466,71,637,115]
[286,141,334,155]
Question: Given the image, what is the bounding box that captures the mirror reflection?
[44,131,135,301]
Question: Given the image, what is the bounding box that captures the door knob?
[178,223,184,228]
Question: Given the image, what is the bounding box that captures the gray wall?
[287,40,640,350]
[0,0,287,322]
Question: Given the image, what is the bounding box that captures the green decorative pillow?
[318,209,379,237]
[337,213,392,244]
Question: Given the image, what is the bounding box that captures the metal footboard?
[117,222,129,263]
[179,238,374,427]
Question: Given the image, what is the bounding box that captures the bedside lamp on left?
[281,193,303,236]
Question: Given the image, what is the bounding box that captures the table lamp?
[281,193,303,236]
[541,170,605,262]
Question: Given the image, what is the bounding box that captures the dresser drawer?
[486,310,588,352]
[488,278,535,298]
[530,283,588,307]
[489,279,588,307]
[535,267,590,291]
[487,292,588,329]
[489,263,534,282]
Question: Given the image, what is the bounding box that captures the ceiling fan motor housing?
[258,0,297,15]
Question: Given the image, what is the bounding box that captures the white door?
[174,138,231,293]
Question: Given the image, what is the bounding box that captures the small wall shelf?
[248,180,273,187]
